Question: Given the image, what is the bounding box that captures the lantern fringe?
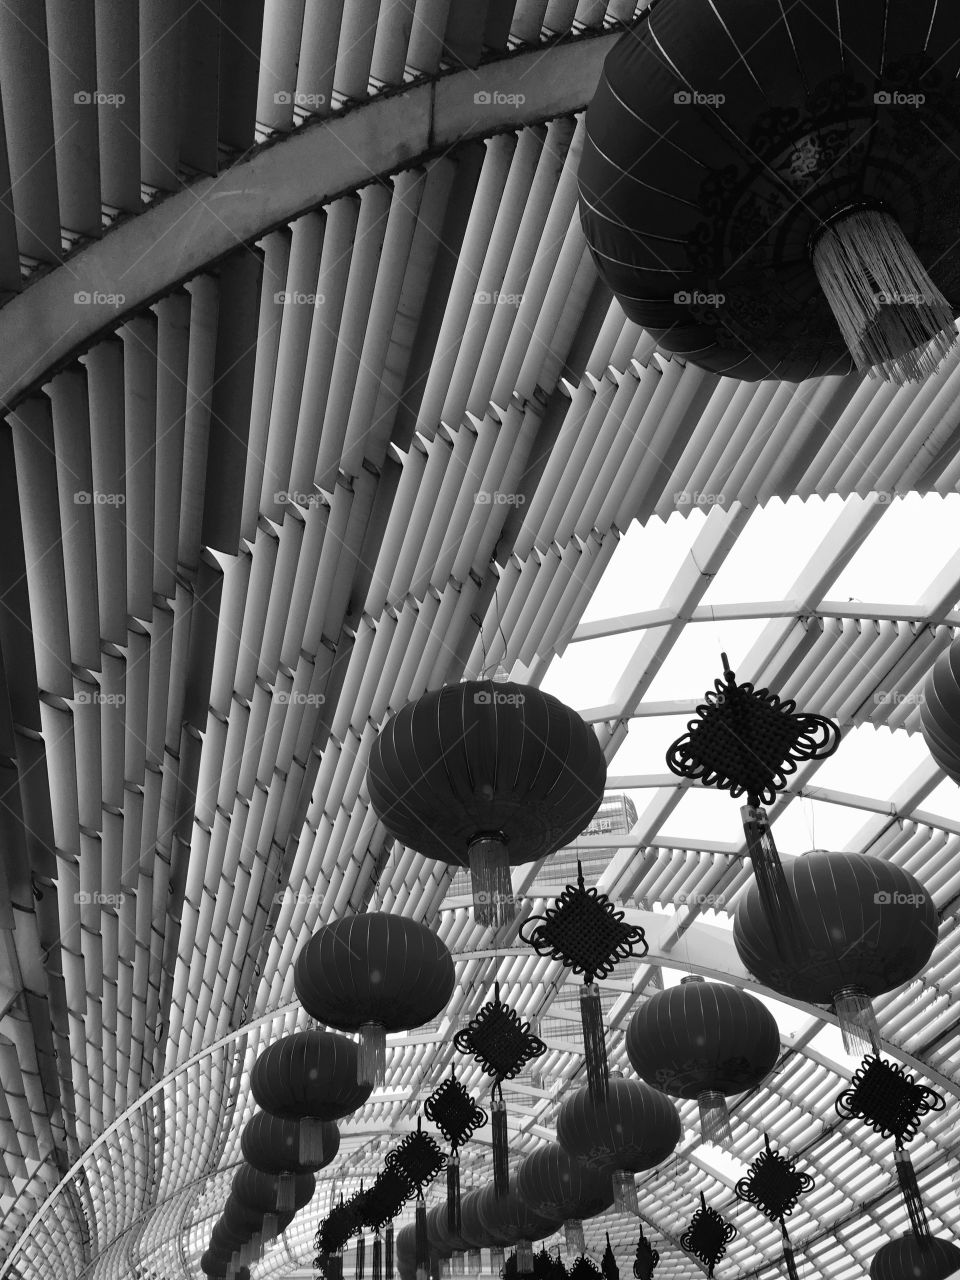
[263,1211,279,1240]
[299,1117,326,1165]
[416,1196,429,1280]
[469,836,515,928]
[386,1223,394,1280]
[277,1170,295,1213]
[741,805,803,963]
[516,1241,534,1275]
[833,985,880,1056]
[698,1090,733,1148]
[491,1247,505,1275]
[447,1155,462,1231]
[781,1224,799,1280]
[580,981,609,1104]
[359,1021,387,1087]
[895,1149,930,1240]
[811,206,958,384]
[357,1235,366,1280]
[492,1087,509,1196]
[468,1249,482,1274]
[564,1220,586,1255]
[374,1234,383,1280]
[612,1169,639,1216]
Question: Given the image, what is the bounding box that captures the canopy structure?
[1,4,960,1280]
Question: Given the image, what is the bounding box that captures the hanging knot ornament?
[318,1192,369,1256]
[384,1119,446,1197]
[568,1258,602,1280]
[679,1193,737,1279]
[425,1068,488,1232]
[836,1055,945,1243]
[669,655,841,963]
[601,1234,619,1280]
[522,863,647,1102]
[632,1228,659,1280]
[362,1168,412,1232]
[455,985,546,1196]
[735,1135,814,1280]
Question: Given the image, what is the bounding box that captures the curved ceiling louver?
[250,1031,373,1121]
[580,0,960,383]
[367,679,606,926]
[294,912,456,1084]
[734,853,938,1054]
[624,977,780,1149]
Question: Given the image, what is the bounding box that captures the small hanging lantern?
[424,1067,488,1231]
[680,1193,737,1279]
[515,1142,614,1260]
[454,984,546,1196]
[836,1054,945,1241]
[367,682,607,928]
[667,655,840,961]
[870,1234,960,1280]
[735,1135,815,1280]
[632,1228,658,1280]
[521,863,647,1102]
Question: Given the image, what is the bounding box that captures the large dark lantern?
[251,1030,373,1162]
[295,912,456,1086]
[367,680,606,927]
[870,1234,960,1280]
[515,1141,614,1256]
[242,1110,339,1174]
[624,977,780,1148]
[556,1077,681,1215]
[477,1179,564,1250]
[734,852,938,1055]
[921,636,960,784]
[579,1,960,383]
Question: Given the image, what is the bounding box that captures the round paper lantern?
[222,1195,268,1236]
[295,913,456,1085]
[367,680,606,926]
[251,1030,373,1162]
[556,1077,681,1213]
[870,1234,960,1280]
[579,1,960,384]
[426,1204,459,1257]
[477,1179,563,1244]
[625,977,779,1148]
[397,1221,442,1280]
[460,1186,512,1247]
[734,852,937,1053]
[233,1163,316,1214]
[241,1109,339,1173]
[202,1259,250,1280]
[921,638,960,784]
[516,1142,613,1255]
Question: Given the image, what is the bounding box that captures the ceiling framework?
[0,3,959,1280]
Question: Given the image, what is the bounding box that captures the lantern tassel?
[491,1247,505,1276]
[468,1249,482,1275]
[386,1223,394,1280]
[612,1169,639,1216]
[895,1149,930,1241]
[374,1234,383,1280]
[811,206,958,385]
[357,1236,366,1280]
[331,1251,344,1280]
[833,985,880,1056]
[263,1211,279,1240]
[698,1090,733,1148]
[447,1154,462,1231]
[359,1021,387,1086]
[580,980,609,1103]
[416,1195,429,1280]
[277,1170,295,1213]
[741,804,803,963]
[299,1117,327,1165]
[516,1241,534,1275]
[492,1084,509,1196]
[564,1220,585,1256]
[781,1224,799,1280]
[468,835,515,928]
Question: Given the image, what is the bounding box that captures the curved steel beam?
[0,32,619,413]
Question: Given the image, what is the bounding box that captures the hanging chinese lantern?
[515,1142,614,1256]
[624,977,780,1148]
[295,912,456,1086]
[870,1234,960,1280]
[233,1163,316,1238]
[521,865,647,1102]
[579,1,960,384]
[460,1186,513,1249]
[251,1030,373,1161]
[367,680,606,927]
[556,1077,681,1215]
[921,635,960,784]
[477,1176,564,1272]
[241,1109,340,1173]
[734,852,938,1055]
[201,1257,251,1280]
